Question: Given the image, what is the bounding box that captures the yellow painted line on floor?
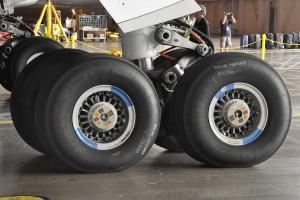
[0,196,46,200]
[0,120,13,124]
[293,112,300,118]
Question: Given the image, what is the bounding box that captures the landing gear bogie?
[9,39,291,172]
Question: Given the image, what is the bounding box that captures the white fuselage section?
[99,0,200,33]
[9,0,200,33]
[101,0,183,23]
[13,0,39,7]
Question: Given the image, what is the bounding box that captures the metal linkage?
[0,0,33,38]
[0,16,32,37]
[161,55,199,92]
[156,27,209,57]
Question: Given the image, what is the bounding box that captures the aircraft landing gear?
[9,21,291,172]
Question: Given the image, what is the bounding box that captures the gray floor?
[0,41,300,200]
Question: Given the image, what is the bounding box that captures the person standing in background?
[190,5,210,43]
[193,5,210,38]
[220,12,237,52]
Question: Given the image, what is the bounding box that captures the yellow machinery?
[106,31,120,42]
[34,0,69,42]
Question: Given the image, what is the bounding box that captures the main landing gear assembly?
[6,1,291,172]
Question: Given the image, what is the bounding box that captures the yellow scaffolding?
[34,0,69,42]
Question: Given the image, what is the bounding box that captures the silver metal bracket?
[156,27,209,57]
[0,17,31,37]
[161,55,199,92]
[0,1,32,38]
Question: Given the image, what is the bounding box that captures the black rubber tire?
[154,49,196,152]
[155,135,183,152]
[0,38,22,91]
[170,52,291,167]
[34,54,161,172]
[11,49,88,154]
[9,36,63,82]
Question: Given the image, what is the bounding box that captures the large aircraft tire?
[9,36,63,82]
[34,54,161,172]
[155,135,183,152]
[170,52,291,167]
[11,49,87,154]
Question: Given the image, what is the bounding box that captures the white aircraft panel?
[118,0,200,33]
[13,0,39,7]
[99,0,183,23]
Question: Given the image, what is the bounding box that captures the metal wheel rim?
[208,82,268,146]
[72,85,136,150]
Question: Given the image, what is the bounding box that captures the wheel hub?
[72,85,136,150]
[223,99,250,127]
[208,83,268,146]
[88,102,118,132]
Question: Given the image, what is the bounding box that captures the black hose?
[174,19,215,54]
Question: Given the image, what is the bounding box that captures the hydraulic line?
[174,19,215,54]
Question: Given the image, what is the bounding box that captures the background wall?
[196,0,300,35]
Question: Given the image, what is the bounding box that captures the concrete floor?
[0,40,300,200]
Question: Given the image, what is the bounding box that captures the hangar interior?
[197,0,300,34]
[0,0,299,199]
